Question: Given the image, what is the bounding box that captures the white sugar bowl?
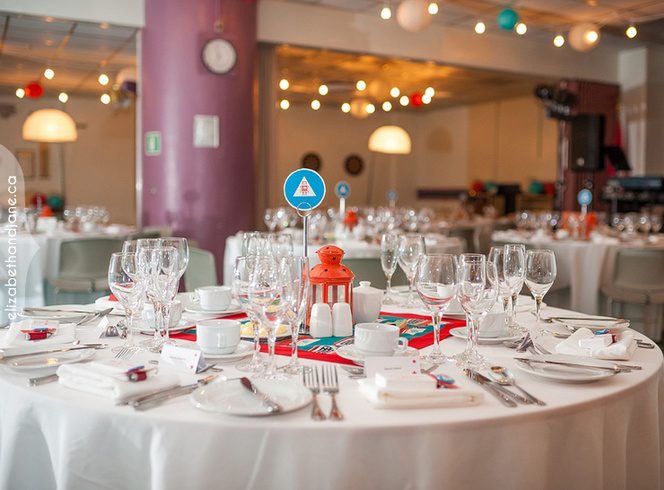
[353,281,383,325]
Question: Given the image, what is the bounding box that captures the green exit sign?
[145,131,161,156]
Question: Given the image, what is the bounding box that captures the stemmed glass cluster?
[107,252,145,352]
[397,233,426,307]
[488,244,527,335]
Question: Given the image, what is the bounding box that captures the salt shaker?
[309,303,333,338]
[332,303,353,337]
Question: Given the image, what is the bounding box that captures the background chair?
[473,223,495,255]
[46,238,125,304]
[185,247,218,291]
[601,247,664,340]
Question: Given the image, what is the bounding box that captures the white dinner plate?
[200,341,253,361]
[191,378,312,416]
[449,327,522,344]
[3,348,96,372]
[551,318,631,332]
[514,354,618,383]
[335,344,419,365]
[18,305,96,324]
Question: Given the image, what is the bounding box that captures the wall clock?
[344,154,364,176]
[201,38,237,74]
[301,152,322,171]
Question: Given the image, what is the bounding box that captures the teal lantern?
[497,8,519,30]
[528,181,544,195]
[47,194,64,212]
[485,181,498,193]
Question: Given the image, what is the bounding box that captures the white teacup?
[194,286,232,311]
[142,300,182,328]
[354,323,408,356]
[196,319,241,355]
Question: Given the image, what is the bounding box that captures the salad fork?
[321,365,343,421]
[303,367,326,421]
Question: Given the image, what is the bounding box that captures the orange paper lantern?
[309,245,355,322]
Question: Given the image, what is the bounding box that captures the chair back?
[612,248,664,293]
[58,238,125,279]
[185,247,218,291]
[473,224,495,255]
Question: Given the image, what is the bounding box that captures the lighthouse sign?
[283,168,326,211]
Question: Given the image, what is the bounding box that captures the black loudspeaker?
[570,114,605,171]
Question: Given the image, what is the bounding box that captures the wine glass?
[397,233,425,307]
[233,256,266,374]
[137,246,180,352]
[415,254,457,364]
[248,256,288,379]
[651,214,662,234]
[269,233,294,259]
[278,256,310,375]
[502,243,526,334]
[108,252,145,352]
[137,237,189,281]
[242,232,272,256]
[456,254,498,369]
[525,249,557,324]
[487,247,512,333]
[264,208,277,232]
[380,233,400,304]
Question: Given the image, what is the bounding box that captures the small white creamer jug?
[352,281,383,325]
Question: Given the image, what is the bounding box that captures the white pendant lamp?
[368,125,412,154]
[22,109,78,142]
[396,0,432,32]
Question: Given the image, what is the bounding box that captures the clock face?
[202,38,237,74]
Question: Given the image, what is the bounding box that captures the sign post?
[283,169,326,257]
[335,181,351,220]
[577,188,592,215]
[387,190,398,208]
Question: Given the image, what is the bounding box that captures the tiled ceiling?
[0,13,137,96]
[276,45,556,111]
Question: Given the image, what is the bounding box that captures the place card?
[364,356,421,379]
[160,344,205,374]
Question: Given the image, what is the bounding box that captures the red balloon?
[25,82,43,99]
[410,92,424,107]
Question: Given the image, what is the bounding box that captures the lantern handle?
[296,203,313,257]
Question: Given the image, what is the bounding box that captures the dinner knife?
[0,344,104,361]
[514,357,640,373]
[464,369,517,407]
[471,370,531,405]
[239,377,282,413]
[28,373,59,386]
[129,375,218,410]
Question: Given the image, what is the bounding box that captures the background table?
[0,305,662,490]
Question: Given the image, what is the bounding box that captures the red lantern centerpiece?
[309,245,355,322]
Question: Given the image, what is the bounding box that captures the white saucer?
[335,344,419,365]
[183,301,243,316]
[449,327,522,344]
[190,378,312,416]
[514,354,618,383]
[551,318,630,332]
[200,341,253,361]
[3,348,96,372]
[138,319,193,335]
[18,305,96,324]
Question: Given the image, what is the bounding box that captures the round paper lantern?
[497,8,519,31]
[47,194,64,212]
[569,23,600,52]
[396,0,432,32]
[25,81,43,99]
[470,180,485,194]
[350,98,370,119]
[529,181,544,194]
[115,67,137,94]
[410,92,424,107]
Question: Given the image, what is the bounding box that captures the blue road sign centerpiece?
[335,181,351,199]
[283,168,326,211]
[577,189,592,207]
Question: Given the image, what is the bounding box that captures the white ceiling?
[0,13,137,96]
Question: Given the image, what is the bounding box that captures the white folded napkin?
[57,360,180,403]
[358,375,483,409]
[554,327,636,361]
[1,321,75,350]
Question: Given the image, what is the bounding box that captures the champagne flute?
[233,256,266,373]
[456,254,498,369]
[248,256,287,379]
[525,249,557,324]
[278,256,310,375]
[502,243,526,334]
[415,254,457,364]
[487,247,512,333]
[397,233,425,307]
[380,233,399,305]
[268,233,294,260]
[108,252,144,352]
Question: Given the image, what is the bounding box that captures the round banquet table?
[0,306,662,490]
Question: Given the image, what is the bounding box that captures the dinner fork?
[303,367,326,421]
[321,364,343,421]
[114,345,136,360]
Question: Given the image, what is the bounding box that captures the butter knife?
[28,373,59,386]
[464,369,517,407]
[0,344,103,361]
[239,377,282,413]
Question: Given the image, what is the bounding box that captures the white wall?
[0,95,136,224]
[646,45,664,175]
[272,95,557,208]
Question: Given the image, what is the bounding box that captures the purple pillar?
[141,0,256,281]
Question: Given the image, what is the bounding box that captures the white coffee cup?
[196,319,241,355]
[142,300,182,328]
[194,286,232,311]
[354,323,408,356]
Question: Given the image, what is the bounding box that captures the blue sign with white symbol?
[387,190,398,202]
[335,181,351,199]
[283,168,326,211]
[577,189,592,207]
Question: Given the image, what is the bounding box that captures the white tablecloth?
[0,305,662,489]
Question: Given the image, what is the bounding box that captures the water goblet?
[278,256,310,375]
[415,254,457,364]
[233,256,266,374]
[108,252,145,352]
[380,233,400,305]
[502,243,526,333]
[525,249,557,324]
[397,233,426,307]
